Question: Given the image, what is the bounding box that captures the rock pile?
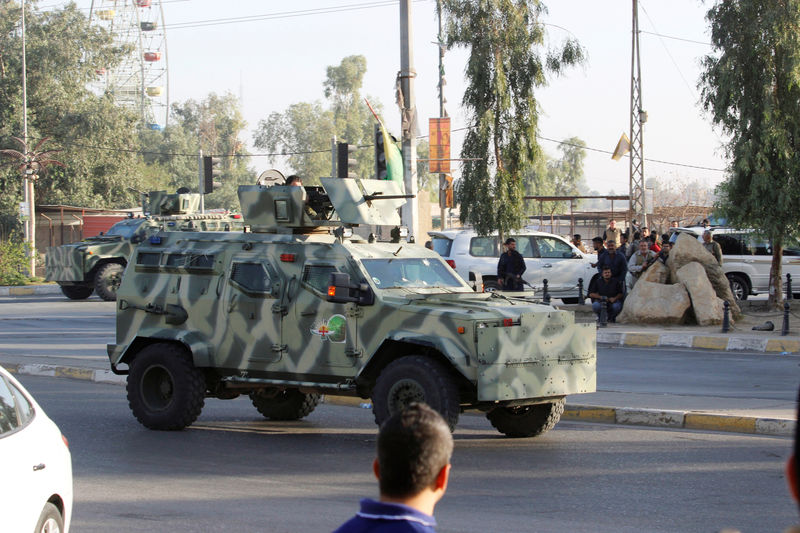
[617,233,740,325]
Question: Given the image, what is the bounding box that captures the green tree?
[442,0,585,236]
[544,136,585,214]
[253,55,383,183]
[700,0,800,308]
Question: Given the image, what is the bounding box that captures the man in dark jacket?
[588,266,625,322]
[596,239,628,281]
[498,238,526,291]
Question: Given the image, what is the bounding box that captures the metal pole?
[22,0,35,276]
[630,0,647,228]
[400,0,419,240]
[437,0,446,230]
[331,136,337,178]
[198,149,204,213]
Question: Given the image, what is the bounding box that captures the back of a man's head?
[377,403,454,499]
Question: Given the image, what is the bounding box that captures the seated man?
[589,266,624,322]
[626,239,657,291]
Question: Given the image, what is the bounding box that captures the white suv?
[670,226,800,300]
[428,228,596,303]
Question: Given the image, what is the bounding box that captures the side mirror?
[468,271,484,292]
[326,272,374,305]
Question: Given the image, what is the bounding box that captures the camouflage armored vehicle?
[46,191,242,301]
[107,177,596,437]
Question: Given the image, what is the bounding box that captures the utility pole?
[399,0,419,241]
[198,149,204,213]
[22,0,35,276]
[436,0,447,230]
[629,0,647,228]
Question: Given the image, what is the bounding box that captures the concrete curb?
[596,330,800,354]
[0,284,61,297]
[7,363,788,437]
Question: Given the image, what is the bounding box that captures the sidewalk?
[0,285,797,437]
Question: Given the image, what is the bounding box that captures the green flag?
[380,123,404,182]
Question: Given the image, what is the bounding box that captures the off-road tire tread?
[250,389,321,420]
[95,263,124,301]
[487,398,565,438]
[59,283,93,300]
[371,355,460,431]
[127,343,205,430]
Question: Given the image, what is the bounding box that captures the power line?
[640,30,711,47]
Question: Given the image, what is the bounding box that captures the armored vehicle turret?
[108,176,596,436]
[45,190,242,301]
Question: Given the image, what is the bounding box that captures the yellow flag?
[611,133,630,161]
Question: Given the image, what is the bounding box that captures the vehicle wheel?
[486,398,565,438]
[250,388,321,420]
[94,263,124,301]
[127,343,205,430]
[34,502,64,533]
[561,297,580,304]
[727,274,749,301]
[483,279,501,292]
[372,355,460,431]
[59,283,93,300]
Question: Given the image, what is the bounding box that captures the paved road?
[19,375,797,533]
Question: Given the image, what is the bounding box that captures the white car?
[670,226,800,300]
[0,365,73,533]
[428,228,597,303]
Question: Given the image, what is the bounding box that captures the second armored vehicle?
[45,191,241,301]
[108,177,596,437]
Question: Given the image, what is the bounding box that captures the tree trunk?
[768,239,784,309]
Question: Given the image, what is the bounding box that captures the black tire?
[372,355,460,431]
[59,283,93,300]
[127,343,205,430]
[34,502,64,533]
[250,388,321,420]
[486,398,565,438]
[483,279,501,292]
[727,273,749,301]
[94,263,124,301]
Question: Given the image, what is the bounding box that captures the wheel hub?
[141,365,174,412]
[387,378,426,412]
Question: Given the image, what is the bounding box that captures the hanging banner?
[429,118,451,173]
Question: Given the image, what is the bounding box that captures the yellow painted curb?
[2,363,21,374]
[765,339,800,353]
[324,395,368,407]
[623,333,659,347]
[8,287,35,296]
[564,406,616,423]
[55,367,95,381]
[692,336,729,351]
[684,413,755,434]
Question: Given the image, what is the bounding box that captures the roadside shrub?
[0,235,31,286]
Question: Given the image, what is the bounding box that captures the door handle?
[543,263,552,268]
[33,463,45,472]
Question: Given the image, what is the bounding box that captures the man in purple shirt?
[333,403,454,532]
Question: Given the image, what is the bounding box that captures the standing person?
[333,403,453,533]
[285,175,303,186]
[670,220,679,228]
[590,237,606,269]
[702,230,723,265]
[596,240,628,281]
[626,239,657,291]
[588,266,625,323]
[497,238,526,291]
[603,219,623,246]
[657,240,672,264]
[571,234,588,253]
[628,231,641,259]
[648,234,661,253]
[617,232,630,259]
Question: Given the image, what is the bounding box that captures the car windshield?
[106,219,146,238]
[361,258,464,289]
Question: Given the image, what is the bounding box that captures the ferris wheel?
[89,0,169,130]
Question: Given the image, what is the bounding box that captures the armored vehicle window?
[137,252,161,266]
[303,265,338,293]
[188,254,215,270]
[231,262,272,293]
[469,237,499,257]
[107,219,147,238]
[362,258,464,289]
[165,253,187,267]
[535,236,572,258]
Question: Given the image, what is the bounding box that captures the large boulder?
[641,261,669,284]
[617,280,692,324]
[668,233,741,317]
[675,262,724,325]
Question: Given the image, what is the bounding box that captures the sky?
[61,0,727,196]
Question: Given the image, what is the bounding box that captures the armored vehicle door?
[287,261,360,371]
[218,254,284,370]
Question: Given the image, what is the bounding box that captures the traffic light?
[374,124,387,180]
[337,142,357,179]
[203,156,221,193]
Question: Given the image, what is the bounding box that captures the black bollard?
[782,301,790,336]
[543,278,551,304]
[722,300,730,333]
[788,273,793,301]
[598,296,608,327]
[578,277,584,304]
